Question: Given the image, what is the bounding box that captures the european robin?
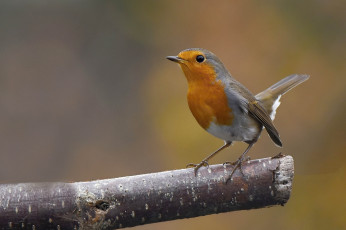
[167,48,309,181]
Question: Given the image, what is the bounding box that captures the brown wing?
[248,101,282,147]
[226,78,282,147]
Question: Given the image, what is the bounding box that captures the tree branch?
[0,155,294,229]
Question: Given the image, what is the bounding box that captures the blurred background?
[0,0,345,229]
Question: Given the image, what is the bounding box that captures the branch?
[0,155,294,229]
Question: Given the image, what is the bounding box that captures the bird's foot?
[224,157,248,184]
[186,160,209,176]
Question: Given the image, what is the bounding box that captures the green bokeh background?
[0,1,345,229]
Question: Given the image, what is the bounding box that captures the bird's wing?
[226,78,282,147]
[247,101,282,147]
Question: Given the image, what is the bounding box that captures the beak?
[166,56,185,63]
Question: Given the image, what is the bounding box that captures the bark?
[0,154,294,229]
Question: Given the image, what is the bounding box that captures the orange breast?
[186,76,234,130]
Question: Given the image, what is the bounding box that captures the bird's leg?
[187,141,232,176]
[225,143,254,184]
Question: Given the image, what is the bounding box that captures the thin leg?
[187,141,232,176]
[225,142,255,183]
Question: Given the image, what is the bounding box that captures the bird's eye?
[196,55,205,63]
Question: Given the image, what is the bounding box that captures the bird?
[166,48,309,181]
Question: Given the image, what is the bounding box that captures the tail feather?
[262,74,310,96]
[256,74,309,120]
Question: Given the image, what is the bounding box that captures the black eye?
[196,55,205,63]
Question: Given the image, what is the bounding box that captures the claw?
[223,160,238,166]
[186,160,209,176]
[224,143,254,184]
[225,158,246,184]
[186,163,198,168]
[201,160,209,168]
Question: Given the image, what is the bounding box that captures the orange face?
[176,50,216,83]
[171,50,234,130]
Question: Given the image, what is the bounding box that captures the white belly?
[206,116,261,142]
